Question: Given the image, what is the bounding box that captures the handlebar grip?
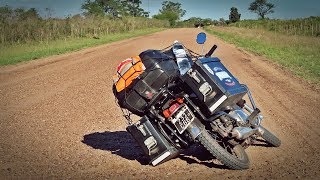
[205,45,218,58]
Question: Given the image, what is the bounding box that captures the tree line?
[82,0,187,27]
[1,0,317,45]
[178,0,275,27]
[0,0,169,45]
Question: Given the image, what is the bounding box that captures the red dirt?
[0,28,319,179]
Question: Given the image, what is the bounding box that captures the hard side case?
[182,57,247,114]
[126,116,179,166]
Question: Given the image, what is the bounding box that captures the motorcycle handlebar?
[205,45,217,58]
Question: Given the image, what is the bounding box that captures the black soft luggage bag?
[113,50,179,116]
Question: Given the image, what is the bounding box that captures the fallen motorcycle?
[112,32,281,170]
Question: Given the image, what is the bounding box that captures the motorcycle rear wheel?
[197,130,249,170]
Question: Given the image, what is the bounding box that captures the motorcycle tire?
[197,130,249,170]
[259,126,281,147]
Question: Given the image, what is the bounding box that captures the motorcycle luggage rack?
[160,44,201,60]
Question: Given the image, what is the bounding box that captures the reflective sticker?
[224,78,236,86]
[213,67,223,72]
[215,71,231,81]
[215,70,236,87]
[209,95,227,112]
[203,64,214,75]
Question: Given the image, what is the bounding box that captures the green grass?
[230,17,320,37]
[205,27,320,85]
[0,28,165,66]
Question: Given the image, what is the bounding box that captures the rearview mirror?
[196,32,206,44]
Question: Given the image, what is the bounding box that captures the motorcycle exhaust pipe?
[231,127,258,140]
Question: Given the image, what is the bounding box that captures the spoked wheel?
[197,130,249,170]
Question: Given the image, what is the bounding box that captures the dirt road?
[0,28,319,179]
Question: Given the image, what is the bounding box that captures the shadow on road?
[82,131,149,165]
[179,144,228,169]
[82,131,227,169]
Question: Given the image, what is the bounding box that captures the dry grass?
[0,28,165,65]
[0,16,169,45]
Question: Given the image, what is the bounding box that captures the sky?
[0,0,320,20]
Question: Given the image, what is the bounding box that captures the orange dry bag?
[113,56,145,92]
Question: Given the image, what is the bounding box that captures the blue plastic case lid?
[198,57,245,94]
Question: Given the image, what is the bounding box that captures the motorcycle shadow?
[82,131,149,165]
[179,145,229,169]
[82,131,229,169]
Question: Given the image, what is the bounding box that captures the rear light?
[169,103,180,113]
[163,103,181,118]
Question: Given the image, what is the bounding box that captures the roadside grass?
[0,28,165,66]
[205,27,320,85]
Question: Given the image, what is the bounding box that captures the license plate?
[171,105,195,134]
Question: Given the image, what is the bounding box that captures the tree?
[45,7,54,19]
[0,6,40,21]
[124,0,149,17]
[0,5,13,22]
[219,18,226,25]
[159,1,186,18]
[81,0,148,18]
[229,7,241,23]
[153,1,186,27]
[248,0,275,19]
[81,0,105,17]
[20,8,40,20]
[203,18,213,26]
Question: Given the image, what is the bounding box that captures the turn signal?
[176,97,184,104]
[163,109,171,118]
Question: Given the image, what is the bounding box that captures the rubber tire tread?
[197,130,249,170]
[260,126,281,147]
